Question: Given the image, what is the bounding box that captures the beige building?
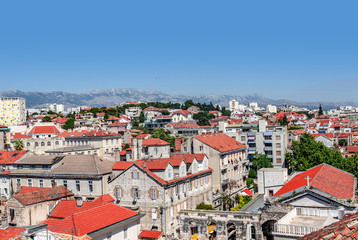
[182,133,248,196]
[131,137,170,161]
[0,97,26,126]
[9,155,113,200]
[109,153,213,239]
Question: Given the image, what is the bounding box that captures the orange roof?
[194,133,246,152]
[44,203,139,237]
[172,110,190,116]
[0,150,27,165]
[14,186,74,206]
[50,195,115,219]
[139,230,163,239]
[10,132,30,139]
[112,161,134,170]
[28,125,60,135]
[171,153,206,163]
[0,227,26,240]
[142,138,170,146]
[274,164,355,199]
[136,134,149,139]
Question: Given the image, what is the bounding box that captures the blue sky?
[0,1,357,102]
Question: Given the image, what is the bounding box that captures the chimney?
[77,197,83,207]
[175,137,184,152]
[114,149,120,162]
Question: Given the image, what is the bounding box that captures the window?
[116,187,121,200]
[276,143,281,148]
[16,178,21,186]
[17,165,23,169]
[152,208,157,220]
[55,141,59,146]
[10,208,15,222]
[39,179,44,188]
[47,141,51,146]
[41,142,45,146]
[181,166,185,175]
[154,147,158,155]
[199,146,203,152]
[276,158,282,163]
[133,188,140,199]
[269,190,274,196]
[241,136,245,141]
[63,180,67,188]
[168,169,172,178]
[76,180,80,192]
[184,146,187,152]
[26,142,30,147]
[124,228,128,239]
[150,189,157,200]
[276,151,281,156]
[132,172,139,179]
[88,181,93,192]
[176,184,179,196]
[27,179,32,187]
[276,135,281,140]
[251,225,256,239]
[35,142,39,147]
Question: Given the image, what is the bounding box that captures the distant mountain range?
[0,89,357,110]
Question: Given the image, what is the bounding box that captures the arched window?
[55,141,59,146]
[35,142,39,147]
[26,142,31,147]
[41,142,45,146]
[251,225,256,239]
[47,142,51,146]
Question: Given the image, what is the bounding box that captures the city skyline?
[1,1,357,102]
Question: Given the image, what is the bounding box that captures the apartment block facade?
[0,97,26,126]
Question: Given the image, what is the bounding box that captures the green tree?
[63,118,75,130]
[41,116,52,122]
[221,107,231,117]
[151,128,175,147]
[251,153,273,171]
[123,144,130,150]
[339,139,347,147]
[139,112,145,123]
[196,203,215,210]
[318,104,323,116]
[161,110,170,116]
[183,99,195,110]
[14,140,24,150]
[230,195,252,211]
[286,133,343,174]
[279,115,289,126]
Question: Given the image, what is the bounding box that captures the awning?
[244,189,253,196]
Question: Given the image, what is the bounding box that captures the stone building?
[131,137,170,161]
[108,153,213,239]
[6,186,73,226]
[182,133,248,196]
[0,125,11,150]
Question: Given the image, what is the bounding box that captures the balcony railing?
[273,224,319,237]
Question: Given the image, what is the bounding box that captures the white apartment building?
[0,97,26,126]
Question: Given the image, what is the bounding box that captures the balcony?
[264,146,272,151]
[264,139,272,144]
[273,224,320,237]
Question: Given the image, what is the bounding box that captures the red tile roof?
[171,153,206,163]
[172,110,190,116]
[14,186,74,206]
[44,203,139,237]
[139,230,163,239]
[312,133,334,139]
[136,134,149,139]
[343,146,358,153]
[244,189,253,196]
[50,195,115,219]
[171,122,199,129]
[142,138,170,146]
[0,170,11,175]
[339,132,353,138]
[112,161,135,170]
[97,112,105,117]
[28,125,60,135]
[289,129,306,135]
[298,211,358,240]
[0,227,26,240]
[194,133,246,152]
[107,121,127,127]
[10,132,30,139]
[274,164,355,199]
[0,150,27,165]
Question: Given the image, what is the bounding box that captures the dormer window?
[168,169,172,178]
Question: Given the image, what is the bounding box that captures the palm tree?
[14,140,24,150]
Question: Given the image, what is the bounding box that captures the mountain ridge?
[0,89,356,110]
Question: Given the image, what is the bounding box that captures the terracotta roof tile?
[44,203,139,237]
[142,138,169,146]
[194,133,246,152]
[28,125,60,135]
[10,132,30,139]
[14,186,73,206]
[112,161,134,170]
[139,230,163,239]
[0,227,26,240]
[274,164,355,199]
[0,150,27,165]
